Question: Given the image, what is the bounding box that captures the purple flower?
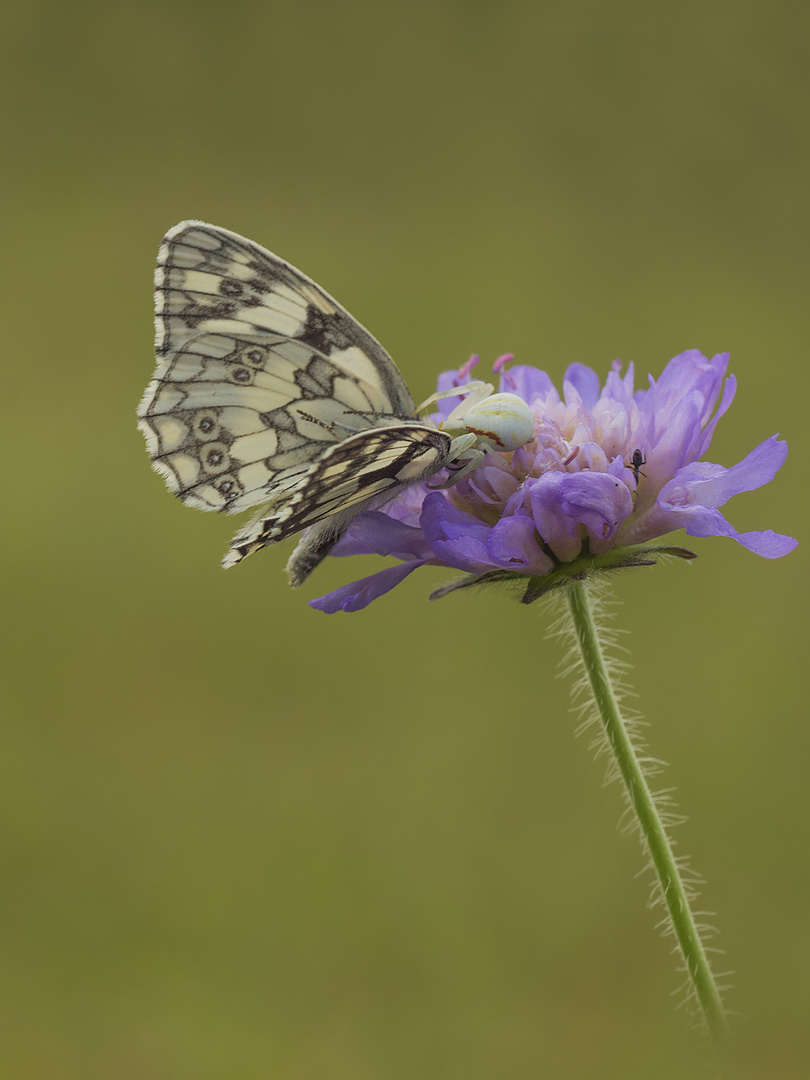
[310,351,796,612]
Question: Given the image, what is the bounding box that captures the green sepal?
[428,544,697,604]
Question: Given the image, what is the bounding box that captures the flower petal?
[641,350,728,421]
[530,471,634,560]
[631,435,797,557]
[665,504,797,557]
[654,389,704,467]
[603,360,636,405]
[697,374,737,458]
[498,364,558,404]
[309,560,428,612]
[636,352,731,473]
[420,492,496,572]
[528,473,582,561]
[486,515,555,574]
[560,472,634,551]
[660,435,789,509]
[563,363,601,409]
[329,511,433,559]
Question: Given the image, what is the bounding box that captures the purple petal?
[456,462,521,513]
[530,471,634,560]
[664,504,797,557]
[486,515,555,574]
[329,511,432,560]
[563,363,602,409]
[373,485,430,528]
[528,473,583,561]
[642,350,728,416]
[635,353,730,462]
[309,561,428,613]
[694,352,731,418]
[635,435,797,557]
[607,455,629,480]
[697,374,737,458]
[661,435,789,508]
[603,361,636,406]
[498,364,558,404]
[559,472,634,550]
[645,391,705,484]
[420,491,495,572]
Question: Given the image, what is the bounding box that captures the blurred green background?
[2,3,807,1077]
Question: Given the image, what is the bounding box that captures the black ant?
[628,448,647,486]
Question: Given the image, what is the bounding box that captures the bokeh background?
[2,3,807,1078]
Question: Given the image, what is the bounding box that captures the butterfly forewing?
[139,222,451,578]
[152,221,414,411]
[139,222,418,515]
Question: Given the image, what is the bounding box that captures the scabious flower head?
[311,350,796,612]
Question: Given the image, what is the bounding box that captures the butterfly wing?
[138,221,416,516]
[222,423,453,572]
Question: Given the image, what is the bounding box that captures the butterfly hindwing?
[138,221,416,515]
[221,424,453,567]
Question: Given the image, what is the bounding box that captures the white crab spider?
[414,380,536,485]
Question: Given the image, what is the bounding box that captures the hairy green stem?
[565,579,729,1046]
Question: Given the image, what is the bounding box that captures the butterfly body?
[139,222,533,584]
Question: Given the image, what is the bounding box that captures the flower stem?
[565,579,729,1046]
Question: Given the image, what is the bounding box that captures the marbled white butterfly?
[138,222,534,586]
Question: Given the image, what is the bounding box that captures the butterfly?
[138,222,534,586]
